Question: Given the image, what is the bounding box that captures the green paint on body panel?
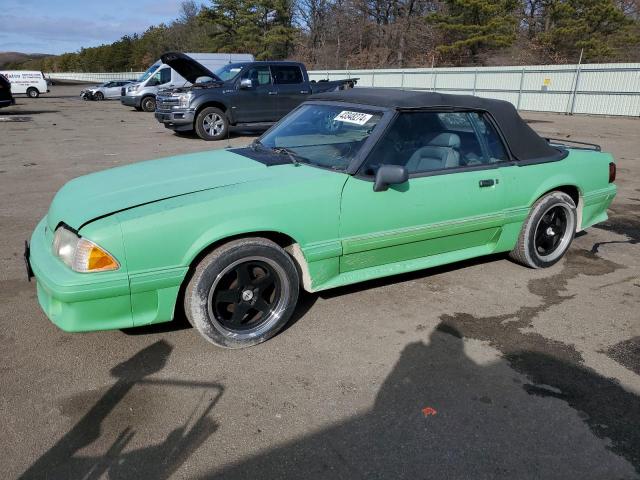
[29,144,616,332]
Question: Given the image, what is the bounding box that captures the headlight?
[128,84,139,92]
[52,226,119,273]
[176,92,193,109]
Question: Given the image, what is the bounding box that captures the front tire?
[26,87,39,98]
[94,91,104,101]
[141,96,156,112]
[195,107,228,141]
[184,238,300,348]
[510,191,577,268]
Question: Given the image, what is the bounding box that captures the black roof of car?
[310,88,564,162]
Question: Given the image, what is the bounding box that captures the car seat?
[405,133,461,172]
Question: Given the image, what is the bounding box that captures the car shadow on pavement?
[196,324,640,479]
[19,340,224,480]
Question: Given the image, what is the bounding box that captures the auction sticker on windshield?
[334,111,373,125]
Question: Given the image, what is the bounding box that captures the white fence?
[47,72,144,83]
[308,63,640,116]
[47,63,640,116]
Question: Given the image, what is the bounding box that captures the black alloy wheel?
[208,258,282,332]
[184,238,299,348]
[533,206,568,258]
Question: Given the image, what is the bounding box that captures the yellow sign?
[543,78,551,86]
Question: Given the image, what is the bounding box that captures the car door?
[339,110,510,273]
[270,65,308,118]
[105,82,121,98]
[232,65,278,123]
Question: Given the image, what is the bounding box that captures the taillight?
[609,162,616,183]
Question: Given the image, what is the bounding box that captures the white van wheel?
[27,87,39,98]
[141,96,156,112]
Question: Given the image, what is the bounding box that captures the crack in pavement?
[439,249,640,473]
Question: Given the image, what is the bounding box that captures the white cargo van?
[0,71,49,98]
[121,52,254,112]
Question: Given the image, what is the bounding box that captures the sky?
[0,0,207,55]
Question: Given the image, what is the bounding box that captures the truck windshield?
[259,104,383,171]
[138,64,159,82]
[214,64,245,81]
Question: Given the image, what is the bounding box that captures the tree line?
[7,0,640,72]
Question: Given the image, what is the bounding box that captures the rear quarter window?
[272,66,303,84]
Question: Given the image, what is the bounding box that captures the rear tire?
[141,96,156,112]
[26,87,39,98]
[510,191,577,268]
[184,238,300,349]
[195,107,228,141]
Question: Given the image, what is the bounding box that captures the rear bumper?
[28,218,133,332]
[155,109,195,131]
[121,95,142,108]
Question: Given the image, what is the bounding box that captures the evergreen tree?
[539,0,639,61]
[201,0,296,59]
[428,0,520,63]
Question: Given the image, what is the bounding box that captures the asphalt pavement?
[1,86,639,479]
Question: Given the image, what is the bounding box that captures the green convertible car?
[26,88,617,348]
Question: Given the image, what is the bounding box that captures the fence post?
[433,70,437,92]
[568,48,584,115]
[473,69,478,96]
[569,49,584,115]
[516,67,525,110]
[400,70,405,90]
[371,70,376,87]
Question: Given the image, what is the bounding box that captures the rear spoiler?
[546,137,601,152]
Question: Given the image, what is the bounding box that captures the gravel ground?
[1,86,639,479]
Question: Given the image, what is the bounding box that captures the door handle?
[268,91,278,95]
[479,179,495,188]
[300,90,309,94]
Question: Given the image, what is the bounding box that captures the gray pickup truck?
[155,52,358,140]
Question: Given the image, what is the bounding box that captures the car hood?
[160,52,221,84]
[47,149,273,231]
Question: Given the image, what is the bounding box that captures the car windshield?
[138,64,159,82]
[258,104,383,170]
[215,64,245,81]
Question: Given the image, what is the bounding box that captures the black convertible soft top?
[310,88,564,162]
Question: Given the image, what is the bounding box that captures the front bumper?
[121,94,142,108]
[155,109,195,131]
[28,218,133,332]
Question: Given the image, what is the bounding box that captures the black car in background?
[0,74,14,108]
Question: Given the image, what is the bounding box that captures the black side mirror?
[373,165,409,192]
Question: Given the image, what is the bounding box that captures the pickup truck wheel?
[195,107,228,141]
[141,96,156,112]
[94,91,104,101]
[510,191,577,268]
[134,106,143,112]
[184,238,300,349]
[26,87,39,98]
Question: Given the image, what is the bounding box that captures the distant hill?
[0,52,51,69]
